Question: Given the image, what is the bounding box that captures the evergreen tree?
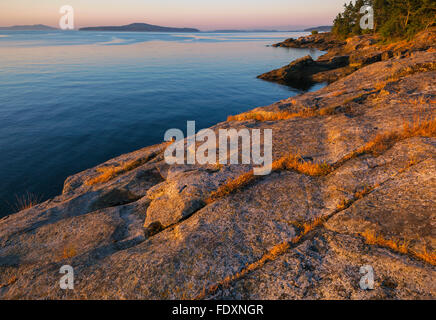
[332,0,436,39]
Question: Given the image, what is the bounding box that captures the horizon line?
[0,22,332,32]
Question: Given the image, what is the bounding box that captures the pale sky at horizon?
[0,0,347,30]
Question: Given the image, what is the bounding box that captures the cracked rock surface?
[0,39,435,300]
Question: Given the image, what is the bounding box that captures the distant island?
[79,23,200,32]
[303,25,332,32]
[0,24,57,31]
[206,27,332,33]
[206,29,280,33]
[0,23,331,33]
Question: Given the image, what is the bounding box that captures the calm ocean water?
[0,30,324,216]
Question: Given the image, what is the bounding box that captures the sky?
[0,0,347,30]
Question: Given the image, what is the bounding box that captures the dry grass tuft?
[395,62,436,78]
[272,153,333,176]
[349,63,362,68]
[85,158,149,186]
[195,216,325,299]
[291,216,324,244]
[402,115,436,138]
[409,96,430,105]
[233,241,290,278]
[374,80,390,91]
[336,199,350,211]
[330,90,347,97]
[0,276,17,288]
[227,108,318,122]
[84,142,173,186]
[379,89,390,96]
[318,106,337,116]
[413,247,436,266]
[7,275,17,285]
[336,185,375,211]
[355,131,400,157]
[361,230,409,254]
[373,63,436,93]
[206,170,256,204]
[62,246,78,260]
[13,192,41,212]
[341,116,436,163]
[373,73,404,92]
[361,230,436,265]
[398,158,419,174]
[196,240,291,298]
[206,154,332,204]
[354,185,375,200]
[374,80,385,91]
[227,103,342,122]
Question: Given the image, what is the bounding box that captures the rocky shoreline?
[0,30,435,299]
[259,30,436,87]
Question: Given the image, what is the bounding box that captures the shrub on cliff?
[332,0,436,40]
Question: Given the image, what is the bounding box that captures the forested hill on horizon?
[0,24,57,31]
[79,23,200,32]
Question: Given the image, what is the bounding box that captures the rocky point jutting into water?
[259,30,436,87]
[0,29,435,299]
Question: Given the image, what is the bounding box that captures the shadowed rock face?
[257,55,349,89]
[0,37,435,299]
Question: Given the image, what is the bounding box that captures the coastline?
[1,29,435,299]
[258,29,436,87]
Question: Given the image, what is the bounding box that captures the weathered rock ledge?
[0,35,435,299]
